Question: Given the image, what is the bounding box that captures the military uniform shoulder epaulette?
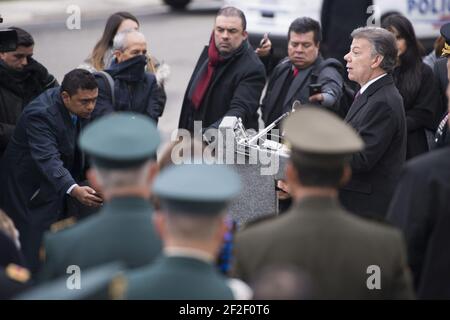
[5,264,31,283]
[109,274,127,300]
[49,216,77,233]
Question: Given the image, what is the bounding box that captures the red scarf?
[191,33,224,109]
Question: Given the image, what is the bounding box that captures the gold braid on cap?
[442,42,450,57]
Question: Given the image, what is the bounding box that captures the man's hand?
[309,93,324,103]
[255,33,272,57]
[70,185,103,207]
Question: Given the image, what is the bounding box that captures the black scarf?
[107,55,147,112]
[0,58,55,105]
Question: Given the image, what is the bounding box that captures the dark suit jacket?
[0,231,26,268]
[261,56,343,126]
[394,63,442,159]
[0,87,81,272]
[91,68,163,124]
[340,74,406,219]
[433,57,448,120]
[125,255,234,300]
[232,196,414,299]
[178,41,266,132]
[39,197,162,282]
[387,147,450,298]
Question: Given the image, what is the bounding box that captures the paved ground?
[1,0,223,151]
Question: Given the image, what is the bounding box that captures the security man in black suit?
[0,69,102,273]
[387,23,450,299]
[39,113,162,282]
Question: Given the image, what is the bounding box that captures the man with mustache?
[261,17,345,128]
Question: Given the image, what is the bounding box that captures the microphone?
[247,100,301,145]
[291,100,301,112]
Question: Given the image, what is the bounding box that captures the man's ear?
[339,164,352,187]
[286,161,300,187]
[61,91,70,106]
[86,168,102,192]
[147,162,159,186]
[371,54,384,69]
[242,30,248,40]
[113,50,122,63]
[153,211,166,240]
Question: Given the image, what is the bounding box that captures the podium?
[215,117,290,226]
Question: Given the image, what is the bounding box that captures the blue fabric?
[70,114,78,127]
[0,87,80,272]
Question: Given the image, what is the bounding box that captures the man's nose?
[87,100,96,111]
[20,57,28,67]
[344,52,350,62]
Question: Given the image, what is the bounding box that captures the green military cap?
[154,164,241,215]
[16,262,124,300]
[79,112,160,169]
[283,107,364,167]
[441,23,450,57]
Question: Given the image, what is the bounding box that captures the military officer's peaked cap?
[154,164,241,214]
[441,22,450,57]
[79,112,160,169]
[283,107,364,167]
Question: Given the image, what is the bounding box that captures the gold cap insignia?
[5,264,30,283]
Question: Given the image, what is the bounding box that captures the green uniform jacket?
[232,196,414,299]
[125,255,234,300]
[39,197,162,281]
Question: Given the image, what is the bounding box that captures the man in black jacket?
[387,23,450,299]
[261,17,344,127]
[339,27,406,219]
[0,27,57,158]
[178,6,266,133]
[91,29,163,124]
[0,69,102,273]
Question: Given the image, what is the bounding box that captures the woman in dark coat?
[382,14,442,159]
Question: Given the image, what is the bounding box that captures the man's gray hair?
[112,29,146,51]
[94,160,153,189]
[164,211,225,242]
[351,26,397,73]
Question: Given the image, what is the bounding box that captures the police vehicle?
[163,0,450,57]
[226,0,450,58]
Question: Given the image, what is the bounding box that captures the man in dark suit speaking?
[340,27,406,219]
[0,69,102,272]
